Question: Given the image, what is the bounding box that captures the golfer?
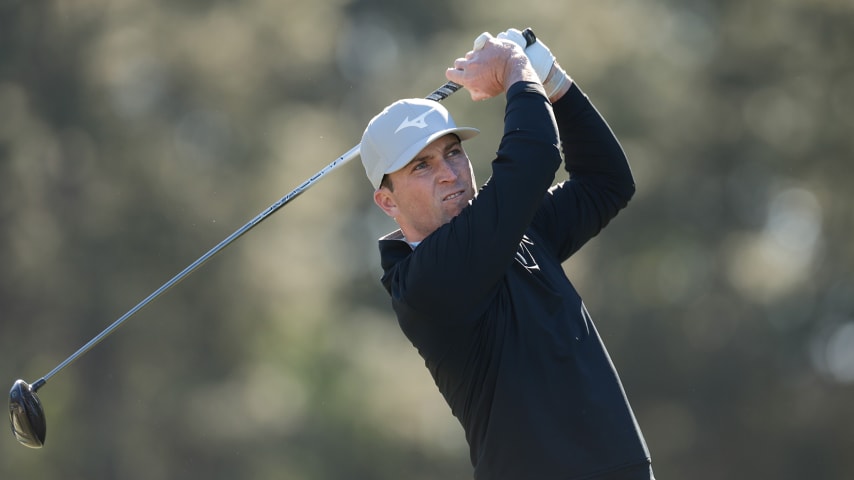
[360,29,654,480]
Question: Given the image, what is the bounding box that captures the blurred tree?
[2,0,853,479]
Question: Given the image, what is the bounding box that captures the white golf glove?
[497,28,571,100]
[472,32,493,51]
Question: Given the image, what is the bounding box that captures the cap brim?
[383,127,480,178]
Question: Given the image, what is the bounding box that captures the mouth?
[442,190,465,202]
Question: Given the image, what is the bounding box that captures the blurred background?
[2,0,852,478]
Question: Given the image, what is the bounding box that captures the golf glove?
[497,28,571,100]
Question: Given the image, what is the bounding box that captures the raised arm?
[534,83,636,261]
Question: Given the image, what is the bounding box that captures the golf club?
[8,29,537,448]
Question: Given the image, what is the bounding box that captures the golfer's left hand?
[445,32,539,101]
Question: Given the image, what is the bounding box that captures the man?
[360,29,654,479]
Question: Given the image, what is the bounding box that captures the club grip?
[426,28,538,102]
[426,81,463,102]
[521,27,537,47]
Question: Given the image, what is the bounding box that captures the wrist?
[503,54,540,92]
[543,62,572,102]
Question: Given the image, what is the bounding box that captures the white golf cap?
[360,98,479,190]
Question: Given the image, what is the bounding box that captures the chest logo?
[515,236,540,272]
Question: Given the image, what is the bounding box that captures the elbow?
[620,148,636,204]
[616,160,636,206]
[620,182,636,213]
[623,178,637,205]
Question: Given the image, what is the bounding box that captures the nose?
[436,159,459,183]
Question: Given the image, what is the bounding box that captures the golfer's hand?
[497,28,572,102]
[445,32,539,102]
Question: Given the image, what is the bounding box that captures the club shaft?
[34,81,466,390]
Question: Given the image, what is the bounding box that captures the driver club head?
[9,379,46,448]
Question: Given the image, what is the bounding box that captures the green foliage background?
[2,0,853,478]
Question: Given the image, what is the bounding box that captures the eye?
[412,161,428,171]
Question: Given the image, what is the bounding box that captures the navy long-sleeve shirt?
[378,82,651,480]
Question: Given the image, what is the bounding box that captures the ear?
[373,188,399,218]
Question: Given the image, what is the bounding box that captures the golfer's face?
[381,134,476,242]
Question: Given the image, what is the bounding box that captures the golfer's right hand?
[445,32,539,101]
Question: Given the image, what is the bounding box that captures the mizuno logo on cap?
[395,110,433,134]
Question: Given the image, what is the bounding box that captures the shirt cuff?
[506,81,548,101]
